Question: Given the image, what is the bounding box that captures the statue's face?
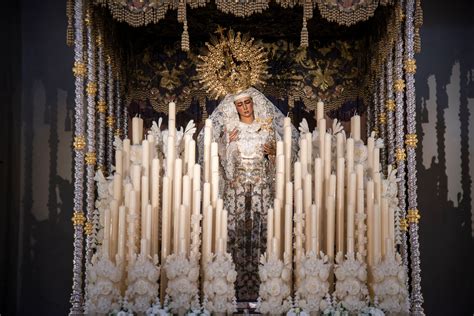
[234,96,254,120]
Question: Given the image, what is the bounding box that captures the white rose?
[259,268,268,281]
[281,267,291,282]
[226,269,237,283]
[267,279,281,297]
[135,279,149,295]
[188,267,200,282]
[213,278,228,296]
[346,279,361,296]
[384,278,400,296]
[318,267,330,280]
[357,266,367,281]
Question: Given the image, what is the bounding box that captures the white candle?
[303,174,312,252]
[204,205,213,262]
[132,117,141,145]
[318,119,326,159]
[203,182,211,212]
[110,200,119,259]
[316,101,324,121]
[161,177,170,262]
[326,196,336,262]
[215,199,223,247]
[169,102,176,121]
[306,132,312,166]
[117,205,126,260]
[217,238,225,255]
[295,188,303,261]
[123,139,130,177]
[140,238,147,256]
[204,127,211,183]
[183,134,191,169]
[284,203,293,263]
[146,204,152,255]
[310,204,318,253]
[274,204,281,256]
[356,164,364,190]
[267,208,274,256]
[285,182,293,207]
[324,133,332,181]
[284,125,292,183]
[272,237,280,259]
[115,150,123,176]
[211,172,219,208]
[373,203,381,264]
[336,157,345,254]
[178,204,187,255]
[294,161,302,190]
[142,140,150,177]
[347,203,355,254]
[166,135,175,178]
[314,158,323,208]
[346,138,354,180]
[151,159,160,207]
[300,139,308,176]
[141,176,149,240]
[173,158,183,213]
[367,137,374,176]
[388,204,395,254]
[381,197,389,258]
[336,133,344,158]
[373,148,380,175]
[352,115,361,141]
[366,180,374,266]
[356,188,365,255]
[113,173,122,202]
[182,175,191,211]
[192,164,201,193]
[276,172,284,203]
[276,140,284,157]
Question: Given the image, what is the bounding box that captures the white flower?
[384,278,400,296]
[226,270,237,283]
[213,278,228,296]
[267,279,281,296]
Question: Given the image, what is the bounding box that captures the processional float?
[67,0,424,315]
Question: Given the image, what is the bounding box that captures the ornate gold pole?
[69,0,86,313]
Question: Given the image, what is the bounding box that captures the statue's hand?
[228,128,239,143]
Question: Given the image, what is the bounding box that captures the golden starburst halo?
[197,28,268,99]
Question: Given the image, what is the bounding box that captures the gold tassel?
[300,18,308,48]
[182,20,190,52]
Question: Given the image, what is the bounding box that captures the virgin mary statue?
[197,29,298,301]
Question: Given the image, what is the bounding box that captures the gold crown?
[197,28,268,99]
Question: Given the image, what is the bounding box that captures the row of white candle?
[267,101,396,268]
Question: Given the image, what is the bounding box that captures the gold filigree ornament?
[85,152,97,165]
[84,221,93,235]
[385,99,396,112]
[73,135,86,151]
[197,28,268,99]
[404,59,417,74]
[400,218,408,231]
[405,133,418,148]
[379,112,387,125]
[395,148,406,162]
[407,208,421,224]
[72,61,86,77]
[97,100,107,113]
[86,82,98,96]
[114,128,122,137]
[72,211,86,226]
[106,115,116,127]
[394,79,405,93]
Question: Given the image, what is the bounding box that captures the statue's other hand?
[229,128,239,143]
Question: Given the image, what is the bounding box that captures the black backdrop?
[1,0,473,315]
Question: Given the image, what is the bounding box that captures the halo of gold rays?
[197,27,268,99]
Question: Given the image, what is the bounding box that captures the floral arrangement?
[164,253,200,315]
[334,251,369,313]
[203,252,237,314]
[84,249,122,314]
[257,254,292,314]
[370,253,409,314]
[295,251,331,313]
[125,253,161,313]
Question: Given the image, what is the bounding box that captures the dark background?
[1,0,473,315]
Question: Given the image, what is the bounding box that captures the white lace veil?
[198,87,299,150]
